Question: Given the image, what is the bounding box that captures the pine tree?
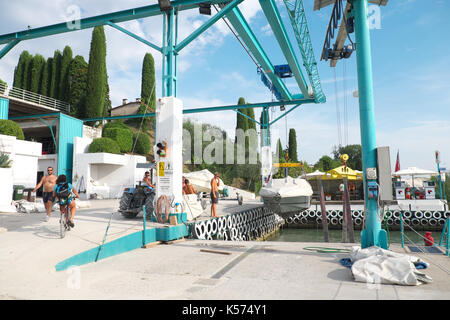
[29,54,46,94]
[59,46,73,102]
[67,55,88,117]
[50,50,62,99]
[104,80,111,117]
[288,128,298,163]
[85,26,107,124]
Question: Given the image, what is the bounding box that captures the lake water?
[266,225,444,246]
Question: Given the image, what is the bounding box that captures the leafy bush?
[101,120,129,136]
[132,132,151,155]
[88,137,120,154]
[0,120,25,140]
[103,127,133,153]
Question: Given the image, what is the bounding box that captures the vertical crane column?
[352,0,387,249]
[260,107,272,187]
[162,9,177,97]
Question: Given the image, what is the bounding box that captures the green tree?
[29,54,46,94]
[50,50,62,99]
[13,51,32,89]
[67,55,88,117]
[276,138,284,162]
[332,144,362,170]
[85,26,107,125]
[140,53,156,129]
[104,80,111,117]
[315,155,340,172]
[235,97,247,143]
[40,57,52,96]
[22,52,34,91]
[59,46,73,101]
[288,128,298,163]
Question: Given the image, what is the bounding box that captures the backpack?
[56,182,70,198]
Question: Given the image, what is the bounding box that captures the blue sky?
[0,0,449,172]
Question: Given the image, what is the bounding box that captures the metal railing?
[0,82,70,113]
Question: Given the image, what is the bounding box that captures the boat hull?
[261,195,311,219]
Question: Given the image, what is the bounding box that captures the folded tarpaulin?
[349,246,432,286]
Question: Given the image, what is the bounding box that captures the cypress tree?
[246,106,256,131]
[104,80,111,117]
[67,55,88,117]
[141,53,156,109]
[13,51,31,89]
[59,45,73,101]
[85,26,107,124]
[235,97,247,143]
[39,58,51,96]
[50,50,62,99]
[139,53,156,129]
[22,52,33,91]
[277,138,284,162]
[29,54,46,94]
[288,128,298,163]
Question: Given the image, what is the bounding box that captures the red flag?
[395,150,400,172]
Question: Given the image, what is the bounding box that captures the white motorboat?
[259,176,313,218]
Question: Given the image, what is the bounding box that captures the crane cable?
[342,59,348,146]
[333,68,343,147]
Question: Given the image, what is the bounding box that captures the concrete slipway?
[0,199,449,301]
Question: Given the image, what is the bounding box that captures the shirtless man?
[210,172,220,217]
[183,179,196,195]
[143,171,155,188]
[33,167,57,221]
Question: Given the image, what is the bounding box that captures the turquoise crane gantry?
[0,1,329,270]
[0,0,324,127]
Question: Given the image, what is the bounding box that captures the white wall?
[72,136,148,199]
[0,134,42,188]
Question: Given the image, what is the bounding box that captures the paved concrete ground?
[1,199,449,300]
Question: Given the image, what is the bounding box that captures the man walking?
[33,167,57,221]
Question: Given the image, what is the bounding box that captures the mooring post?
[143,205,146,246]
[319,177,329,242]
[352,0,387,249]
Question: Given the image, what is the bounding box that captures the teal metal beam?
[259,0,309,97]
[223,6,292,100]
[0,0,231,46]
[269,104,301,126]
[9,112,60,120]
[175,0,243,53]
[0,39,20,59]
[82,98,315,122]
[234,109,262,126]
[105,21,162,53]
[282,0,326,103]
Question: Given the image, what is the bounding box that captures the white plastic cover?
[350,246,432,286]
[259,176,313,198]
[183,169,224,193]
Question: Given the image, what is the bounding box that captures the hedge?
[88,137,120,154]
[103,127,133,153]
[101,120,129,136]
[0,120,25,140]
[132,132,151,155]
